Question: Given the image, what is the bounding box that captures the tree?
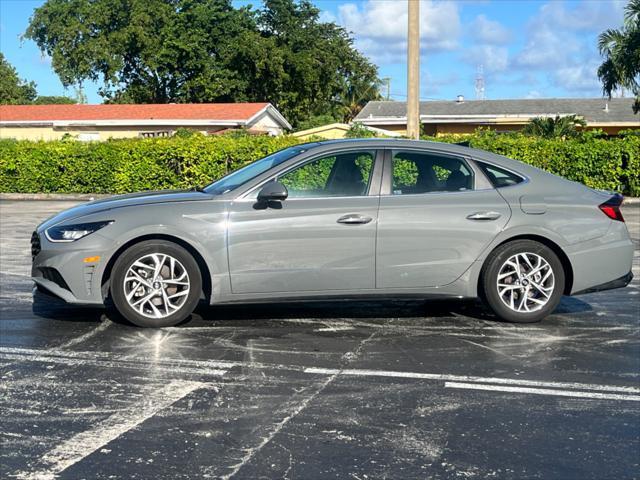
[24,0,380,126]
[0,53,37,104]
[340,80,383,122]
[597,0,640,113]
[522,115,587,138]
[32,95,76,104]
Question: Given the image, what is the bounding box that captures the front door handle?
[466,211,502,221]
[337,214,373,225]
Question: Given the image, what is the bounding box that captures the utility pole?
[406,0,420,139]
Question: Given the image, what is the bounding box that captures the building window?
[139,131,171,138]
[77,132,100,142]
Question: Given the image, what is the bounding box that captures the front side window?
[204,146,307,195]
[391,151,473,195]
[278,151,375,198]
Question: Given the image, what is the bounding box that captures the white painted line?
[0,270,31,278]
[15,380,204,480]
[55,320,113,349]
[444,382,640,402]
[303,367,640,394]
[0,347,229,377]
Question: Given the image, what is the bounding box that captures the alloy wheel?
[496,252,555,313]
[123,253,191,319]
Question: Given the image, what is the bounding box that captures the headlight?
[45,221,114,242]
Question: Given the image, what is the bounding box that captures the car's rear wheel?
[481,240,565,323]
[111,240,201,327]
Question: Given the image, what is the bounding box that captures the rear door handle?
[337,214,373,225]
[466,211,502,221]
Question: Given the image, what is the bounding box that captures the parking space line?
[444,382,640,401]
[14,380,204,480]
[303,367,640,394]
[0,347,229,377]
[54,320,113,349]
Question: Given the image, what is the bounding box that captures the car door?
[227,149,382,294]
[376,149,511,289]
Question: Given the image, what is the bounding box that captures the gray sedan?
[31,139,634,327]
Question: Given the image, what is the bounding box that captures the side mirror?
[257,181,288,202]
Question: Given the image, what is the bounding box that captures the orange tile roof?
[0,103,270,122]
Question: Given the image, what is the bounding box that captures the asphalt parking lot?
[1,199,639,480]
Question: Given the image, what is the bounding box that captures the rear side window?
[391,151,474,195]
[477,162,524,188]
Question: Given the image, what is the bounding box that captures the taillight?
[599,194,625,222]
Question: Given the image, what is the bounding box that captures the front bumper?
[31,230,109,305]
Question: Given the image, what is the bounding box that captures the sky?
[0,0,629,104]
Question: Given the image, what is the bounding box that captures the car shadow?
[32,289,594,327]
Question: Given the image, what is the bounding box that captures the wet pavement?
[1,200,639,479]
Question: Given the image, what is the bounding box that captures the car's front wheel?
[111,240,202,327]
[481,239,565,323]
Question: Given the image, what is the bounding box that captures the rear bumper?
[566,221,634,295]
[572,271,633,296]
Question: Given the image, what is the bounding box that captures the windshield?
[203,146,307,195]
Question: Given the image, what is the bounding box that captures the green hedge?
[427,130,640,196]
[0,135,299,194]
[0,130,638,195]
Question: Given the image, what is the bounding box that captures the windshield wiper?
[191,185,206,193]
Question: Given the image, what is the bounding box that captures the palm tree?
[340,80,382,123]
[597,0,640,113]
[522,115,587,138]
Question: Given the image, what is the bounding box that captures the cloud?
[514,0,625,70]
[422,71,460,98]
[510,0,625,96]
[337,0,461,64]
[532,0,626,33]
[552,61,603,93]
[470,14,511,45]
[463,45,509,73]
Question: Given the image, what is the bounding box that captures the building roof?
[292,122,402,138]
[355,98,639,125]
[0,102,292,129]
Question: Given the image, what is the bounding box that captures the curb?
[0,193,111,201]
[1,192,639,204]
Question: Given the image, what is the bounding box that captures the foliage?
[173,128,205,139]
[0,134,298,194]
[32,95,77,104]
[345,122,377,138]
[522,115,587,138]
[1,131,637,196]
[597,0,640,113]
[0,53,37,105]
[25,0,380,126]
[427,129,640,196]
[296,114,340,131]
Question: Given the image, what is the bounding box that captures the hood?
[38,189,212,231]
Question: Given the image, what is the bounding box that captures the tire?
[480,240,565,323]
[110,240,202,327]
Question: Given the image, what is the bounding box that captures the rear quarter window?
[477,162,524,188]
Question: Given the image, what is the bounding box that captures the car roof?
[297,137,568,184]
